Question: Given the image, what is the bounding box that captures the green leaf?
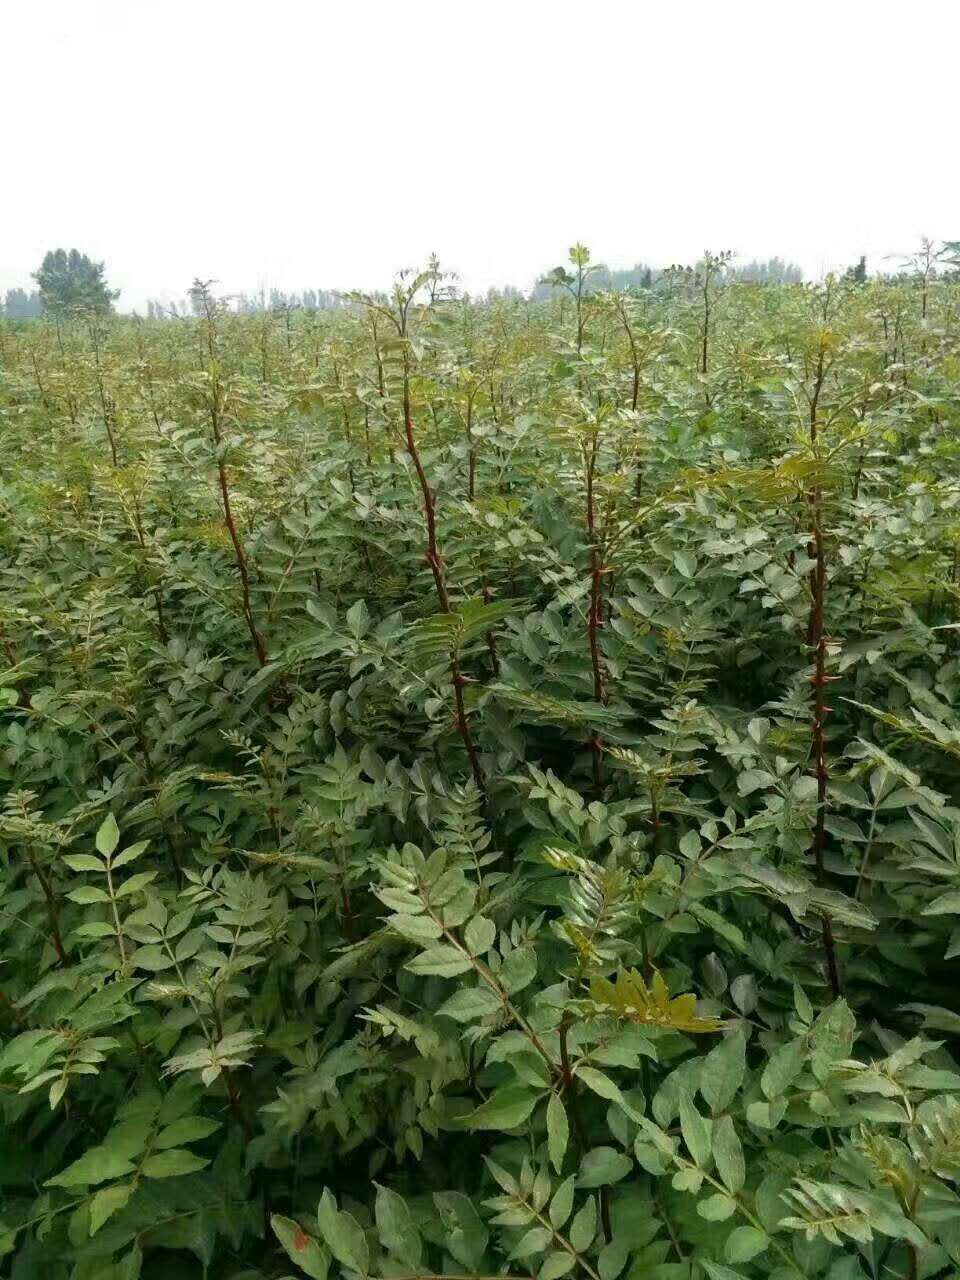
[724,1225,768,1262]
[793,981,813,1024]
[549,1174,575,1229]
[810,999,856,1083]
[500,945,537,993]
[737,769,776,796]
[63,855,106,872]
[673,1168,703,1193]
[66,886,110,904]
[701,1029,746,1114]
[465,1086,537,1130]
[761,1039,805,1099]
[75,921,116,938]
[698,1192,737,1220]
[730,974,757,1015]
[436,987,500,1022]
[130,945,176,972]
[272,1214,329,1280]
[701,1262,749,1280]
[374,1184,421,1268]
[433,1191,487,1270]
[679,1091,712,1168]
[713,1115,745,1194]
[96,813,120,857]
[112,842,150,870]
[576,1066,640,1119]
[576,1146,632,1187]
[141,1148,209,1178]
[596,1239,628,1280]
[464,914,496,954]
[540,1252,576,1280]
[547,1092,569,1174]
[404,944,472,977]
[47,1145,136,1188]
[679,829,701,858]
[674,550,697,578]
[115,870,158,898]
[511,1226,553,1258]
[387,912,442,942]
[924,889,960,915]
[153,1116,220,1149]
[747,717,771,744]
[317,1188,369,1275]
[345,599,371,637]
[89,1182,133,1235]
[569,1195,597,1250]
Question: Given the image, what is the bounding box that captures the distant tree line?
[9,244,960,324]
[2,288,44,319]
[728,257,804,284]
[529,256,805,301]
[144,287,347,318]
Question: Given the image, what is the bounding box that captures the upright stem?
[89,319,119,467]
[805,334,840,997]
[465,393,477,501]
[804,341,828,645]
[197,284,269,667]
[215,451,268,667]
[700,271,710,377]
[585,431,606,796]
[213,1006,252,1139]
[130,497,168,645]
[401,344,485,799]
[482,584,500,677]
[403,363,449,613]
[25,850,68,965]
[808,519,841,999]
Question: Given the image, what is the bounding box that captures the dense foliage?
[31,249,118,317]
[1,251,960,1280]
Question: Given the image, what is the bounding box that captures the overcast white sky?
[4,0,959,311]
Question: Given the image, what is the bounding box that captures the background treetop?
[32,247,118,315]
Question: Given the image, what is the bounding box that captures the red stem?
[808,519,841,999]
[402,357,485,798]
[585,434,605,796]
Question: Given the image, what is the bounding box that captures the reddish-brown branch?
[26,850,68,966]
[465,393,478,502]
[584,434,606,796]
[194,281,269,668]
[89,320,120,466]
[805,341,828,645]
[402,362,485,799]
[808,520,841,999]
[452,671,486,798]
[700,279,710,377]
[482,584,500,678]
[804,337,840,997]
[216,458,268,667]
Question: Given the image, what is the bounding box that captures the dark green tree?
[843,253,868,284]
[32,248,118,314]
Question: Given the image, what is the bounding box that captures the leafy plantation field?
[2,260,960,1279]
